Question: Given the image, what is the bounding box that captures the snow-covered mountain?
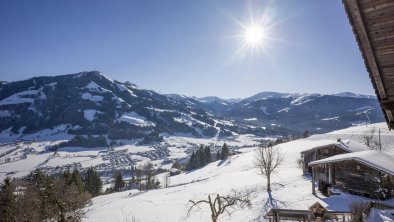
[0,71,222,146]
[188,92,383,134]
[242,91,290,102]
[0,71,385,146]
[332,91,376,99]
[221,93,383,133]
[194,96,241,104]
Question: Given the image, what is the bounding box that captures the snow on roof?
[170,168,180,173]
[366,208,394,222]
[300,139,369,153]
[337,139,370,152]
[309,150,394,175]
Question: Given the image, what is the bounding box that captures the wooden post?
[328,164,332,196]
[274,212,278,222]
[379,129,381,152]
[312,166,316,195]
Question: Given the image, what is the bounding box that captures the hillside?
[0,71,224,146]
[194,93,383,134]
[83,123,394,222]
[0,71,384,147]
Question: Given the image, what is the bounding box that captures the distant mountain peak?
[332,92,375,99]
[194,96,241,104]
[71,70,114,83]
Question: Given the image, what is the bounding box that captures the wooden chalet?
[300,139,368,175]
[264,202,351,222]
[309,150,394,199]
[343,0,394,129]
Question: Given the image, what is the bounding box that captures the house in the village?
[300,139,369,175]
[169,168,181,176]
[308,150,394,199]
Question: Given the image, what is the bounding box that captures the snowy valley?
[83,123,394,222]
[0,72,393,222]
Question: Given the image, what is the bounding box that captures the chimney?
[337,138,341,143]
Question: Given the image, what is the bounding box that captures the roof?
[264,208,350,219]
[300,139,369,153]
[309,150,394,175]
[342,0,394,130]
[337,139,370,152]
[169,168,180,173]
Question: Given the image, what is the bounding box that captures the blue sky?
[0,0,374,98]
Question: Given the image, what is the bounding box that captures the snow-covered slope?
[83,123,394,222]
[0,72,384,141]
[332,92,375,99]
[0,71,224,144]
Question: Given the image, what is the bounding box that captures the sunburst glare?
[244,25,266,46]
[218,3,288,59]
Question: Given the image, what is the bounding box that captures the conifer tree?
[113,171,125,192]
[69,169,84,193]
[84,167,102,197]
[197,147,204,167]
[143,163,154,190]
[64,169,84,191]
[0,177,16,222]
[187,145,213,170]
[303,130,310,138]
[204,146,212,163]
[220,143,229,160]
[63,170,72,184]
[187,151,197,170]
[135,166,142,190]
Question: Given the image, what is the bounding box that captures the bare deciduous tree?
[363,127,376,148]
[164,173,170,188]
[254,143,284,192]
[187,190,253,222]
[349,200,369,222]
[363,127,383,151]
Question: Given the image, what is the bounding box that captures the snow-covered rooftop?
[300,139,369,153]
[337,140,370,152]
[309,150,394,175]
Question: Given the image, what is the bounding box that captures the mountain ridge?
[0,71,384,146]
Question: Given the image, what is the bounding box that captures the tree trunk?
[267,175,271,191]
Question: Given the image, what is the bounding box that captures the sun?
[222,5,285,58]
[244,25,266,46]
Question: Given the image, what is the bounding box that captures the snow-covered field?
[0,130,263,181]
[83,123,394,222]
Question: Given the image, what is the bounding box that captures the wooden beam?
[345,0,387,100]
[328,164,333,197]
[312,166,316,195]
[381,99,394,110]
